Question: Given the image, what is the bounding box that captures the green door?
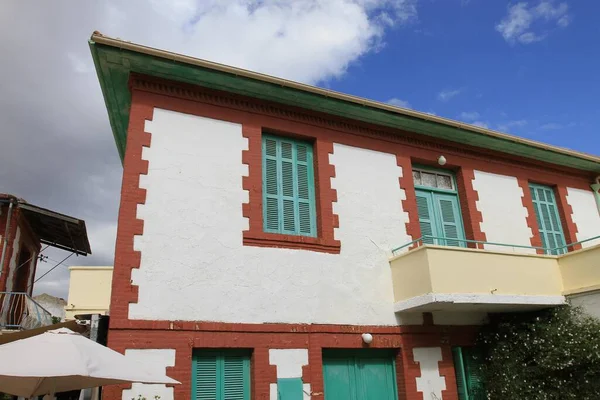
[529,184,566,255]
[322,350,398,400]
[415,189,466,247]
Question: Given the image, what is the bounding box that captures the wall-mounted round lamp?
[362,333,373,344]
[438,155,447,166]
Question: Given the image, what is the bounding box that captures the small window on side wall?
[262,134,317,237]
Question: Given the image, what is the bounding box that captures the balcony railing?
[392,235,600,256]
[0,292,53,330]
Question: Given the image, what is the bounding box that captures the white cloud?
[518,32,546,43]
[472,121,489,129]
[497,119,528,131]
[437,88,462,101]
[128,0,419,84]
[557,15,570,27]
[387,97,411,108]
[540,122,562,130]
[496,1,570,45]
[459,111,480,121]
[0,1,418,298]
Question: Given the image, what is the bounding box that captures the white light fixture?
[361,333,373,344]
[438,155,447,166]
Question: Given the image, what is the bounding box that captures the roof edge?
[89,32,600,172]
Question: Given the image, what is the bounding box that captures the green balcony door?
[322,350,398,400]
[529,183,566,255]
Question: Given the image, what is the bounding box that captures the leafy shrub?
[477,305,600,399]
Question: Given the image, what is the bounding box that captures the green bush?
[477,305,600,399]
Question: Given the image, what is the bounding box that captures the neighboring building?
[33,293,67,321]
[0,194,91,331]
[64,266,113,321]
[90,32,600,400]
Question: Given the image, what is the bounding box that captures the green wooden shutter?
[192,351,250,400]
[262,135,316,237]
[529,184,566,255]
[264,137,280,232]
[434,193,465,247]
[453,347,486,400]
[463,348,486,400]
[223,353,250,400]
[415,190,436,244]
[452,347,469,400]
[193,352,219,400]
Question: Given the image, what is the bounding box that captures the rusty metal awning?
[17,203,92,256]
[0,195,92,256]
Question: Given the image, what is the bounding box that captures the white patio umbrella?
[0,328,179,397]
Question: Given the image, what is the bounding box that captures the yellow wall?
[427,247,562,296]
[64,266,113,321]
[390,246,563,302]
[390,247,432,301]
[391,243,600,307]
[559,244,600,295]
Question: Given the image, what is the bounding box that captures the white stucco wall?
[569,292,600,320]
[413,347,446,400]
[567,187,600,248]
[130,108,409,325]
[472,170,535,254]
[122,349,176,400]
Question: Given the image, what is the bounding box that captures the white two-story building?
[90,32,600,400]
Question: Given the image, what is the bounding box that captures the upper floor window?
[529,183,566,255]
[262,135,317,237]
[413,169,455,190]
[413,167,465,247]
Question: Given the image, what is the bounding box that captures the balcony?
[0,292,53,331]
[390,236,600,313]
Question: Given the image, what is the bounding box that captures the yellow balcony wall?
[559,244,600,295]
[390,245,565,312]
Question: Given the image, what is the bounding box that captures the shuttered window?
[192,350,250,400]
[529,184,566,255]
[414,167,465,247]
[452,347,486,400]
[262,135,317,237]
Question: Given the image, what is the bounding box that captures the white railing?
[0,292,53,330]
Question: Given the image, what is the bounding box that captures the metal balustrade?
[392,235,600,256]
[0,292,53,330]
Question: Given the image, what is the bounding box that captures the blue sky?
[329,1,599,154]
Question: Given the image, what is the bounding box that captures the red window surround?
[242,126,341,254]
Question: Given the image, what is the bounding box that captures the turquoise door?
[322,350,398,400]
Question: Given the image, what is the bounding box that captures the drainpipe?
[0,199,15,279]
[592,176,600,216]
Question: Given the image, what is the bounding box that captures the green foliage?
[131,395,161,400]
[476,305,600,399]
[52,316,61,324]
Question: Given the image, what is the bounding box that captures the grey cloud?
[0,0,414,298]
